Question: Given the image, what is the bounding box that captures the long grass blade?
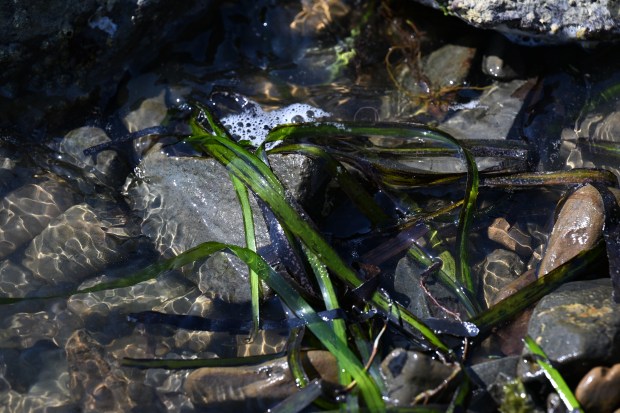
[231,174,261,342]
[523,336,584,412]
[188,123,452,355]
[122,352,284,369]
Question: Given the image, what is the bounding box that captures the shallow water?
[1,0,620,411]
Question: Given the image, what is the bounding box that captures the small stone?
[575,363,620,413]
[380,348,458,405]
[479,249,525,308]
[487,217,532,257]
[60,126,128,187]
[0,178,77,260]
[521,279,620,381]
[537,184,604,277]
[65,329,131,412]
[184,350,338,410]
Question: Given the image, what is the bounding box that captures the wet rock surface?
[521,279,620,382]
[413,0,620,44]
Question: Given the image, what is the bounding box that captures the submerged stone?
[184,350,338,411]
[125,144,325,304]
[521,279,620,382]
[575,363,620,413]
[380,348,459,406]
[0,177,77,260]
[537,184,604,277]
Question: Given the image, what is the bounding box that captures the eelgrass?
[523,336,584,413]
[2,102,618,411]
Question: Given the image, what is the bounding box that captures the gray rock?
[440,79,533,142]
[125,145,325,304]
[481,34,523,80]
[380,348,459,405]
[413,0,620,44]
[478,249,525,307]
[470,355,519,391]
[520,279,620,382]
[0,0,215,132]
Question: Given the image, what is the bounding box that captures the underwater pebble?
[184,350,338,410]
[380,348,459,406]
[60,126,128,187]
[537,184,604,277]
[22,203,136,290]
[521,279,620,382]
[65,329,133,412]
[0,177,77,260]
[575,363,620,413]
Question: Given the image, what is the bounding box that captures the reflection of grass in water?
[3,105,614,411]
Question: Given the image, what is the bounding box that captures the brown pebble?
[575,363,620,413]
[538,184,604,277]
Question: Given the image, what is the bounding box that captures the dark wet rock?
[380,348,458,405]
[184,350,338,411]
[520,279,620,382]
[470,356,519,391]
[65,329,132,412]
[413,0,620,44]
[575,363,620,413]
[387,255,457,320]
[537,184,604,277]
[0,1,215,133]
[0,177,77,260]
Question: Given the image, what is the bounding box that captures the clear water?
[1,0,620,411]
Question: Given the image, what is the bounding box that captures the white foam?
[221,101,331,146]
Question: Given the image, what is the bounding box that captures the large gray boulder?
[414,0,620,44]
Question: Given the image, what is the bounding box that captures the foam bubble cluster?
[221,102,331,146]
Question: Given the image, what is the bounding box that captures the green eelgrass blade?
[481,168,618,188]
[83,241,384,411]
[265,121,479,306]
[523,336,584,413]
[231,174,261,342]
[469,242,605,336]
[188,127,451,355]
[122,352,285,369]
[303,244,352,389]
